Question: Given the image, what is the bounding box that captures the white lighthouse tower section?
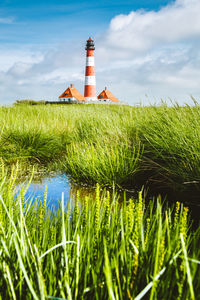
[86,56,95,66]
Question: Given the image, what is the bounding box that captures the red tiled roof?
[97,88,119,103]
[59,86,85,101]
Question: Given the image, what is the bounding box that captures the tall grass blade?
[14,237,39,300]
[180,233,195,300]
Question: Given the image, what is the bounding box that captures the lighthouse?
[84,37,97,101]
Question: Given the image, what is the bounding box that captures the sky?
[0,0,199,105]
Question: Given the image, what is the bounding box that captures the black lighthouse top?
[85,37,95,50]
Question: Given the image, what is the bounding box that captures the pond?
[16,173,102,210]
[16,171,200,226]
[15,171,138,209]
[16,173,70,210]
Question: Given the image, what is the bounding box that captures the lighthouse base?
[85,97,97,101]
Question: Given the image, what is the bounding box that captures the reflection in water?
[16,174,72,210]
[15,172,200,226]
[16,173,137,210]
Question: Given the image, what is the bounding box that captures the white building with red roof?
[59,84,85,103]
[97,87,120,103]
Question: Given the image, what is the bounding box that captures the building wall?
[58,97,120,104]
[59,97,86,104]
[59,97,75,102]
[98,98,112,103]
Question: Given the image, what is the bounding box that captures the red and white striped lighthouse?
[84,37,97,101]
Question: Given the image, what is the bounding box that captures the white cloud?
[0,46,85,103]
[0,50,43,71]
[102,0,200,55]
[95,0,200,103]
[0,0,200,104]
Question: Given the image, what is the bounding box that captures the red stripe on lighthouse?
[86,49,94,57]
[84,85,96,97]
[84,37,97,101]
[85,66,95,76]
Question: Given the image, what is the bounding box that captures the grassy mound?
[1,103,200,195]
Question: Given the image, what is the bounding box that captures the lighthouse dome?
[85,37,95,50]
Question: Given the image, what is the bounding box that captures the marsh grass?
[0,168,200,299]
[1,103,200,195]
[15,100,46,105]
[136,105,200,189]
[64,140,142,186]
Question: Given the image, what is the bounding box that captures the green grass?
[15,99,47,105]
[0,168,200,299]
[1,103,200,299]
[1,103,200,196]
[64,140,142,185]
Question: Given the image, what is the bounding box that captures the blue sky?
[0,0,174,45]
[0,0,199,104]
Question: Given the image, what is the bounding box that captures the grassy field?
[1,104,200,299]
[0,167,200,299]
[1,103,200,198]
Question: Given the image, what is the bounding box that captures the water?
[16,173,99,210]
[16,171,139,211]
[15,172,200,225]
[16,173,72,210]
